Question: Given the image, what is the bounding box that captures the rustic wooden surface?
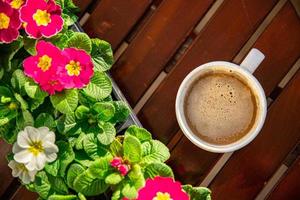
[2,0,300,199]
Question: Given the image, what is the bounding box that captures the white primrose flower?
[8,160,37,184]
[13,126,59,171]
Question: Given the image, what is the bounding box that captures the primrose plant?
[0,0,211,199]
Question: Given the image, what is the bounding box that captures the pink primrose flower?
[23,40,64,94]
[0,1,21,43]
[137,177,189,200]
[20,0,63,38]
[58,48,94,89]
[4,0,26,9]
[110,157,123,168]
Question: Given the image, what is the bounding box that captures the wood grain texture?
[111,0,214,105]
[0,142,12,197]
[138,0,278,144]
[83,0,152,50]
[168,1,300,187]
[10,187,38,200]
[209,70,300,199]
[268,157,300,200]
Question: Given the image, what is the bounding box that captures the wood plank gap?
[255,165,288,200]
[113,42,129,62]
[1,179,20,200]
[234,0,288,63]
[133,71,167,114]
[291,0,300,16]
[278,58,300,88]
[167,131,183,151]
[193,0,225,35]
[199,152,234,187]
[79,13,90,26]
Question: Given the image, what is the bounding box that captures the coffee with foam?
[184,69,258,145]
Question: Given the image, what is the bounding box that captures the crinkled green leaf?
[83,133,109,159]
[109,101,130,124]
[45,159,60,177]
[50,89,78,114]
[141,140,170,164]
[48,194,78,200]
[78,193,87,200]
[0,39,23,71]
[73,171,109,196]
[88,155,112,179]
[105,172,123,185]
[24,79,48,100]
[33,171,52,199]
[57,141,75,177]
[23,37,37,55]
[67,163,85,189]
[67,32,92,53]
[125,125,152,143]
[14,93,28,110]
[75,132,85,150]
[144,162,174,179]
[75,105,90,120]
[48,175,69,194]
[74,150,94,167]
[16,110,34,130]
[97,122,116,145]
[122,183,137,199]
[83,72,112,101]
[123,135,142,163]
[91,38,114,72]
[35,113,56,129]
[92,102,115,121]
[57,114,78,134]
[128,164,145,189]
[110,139,123,157]
[182,185,212,200]
[11,69,27,95]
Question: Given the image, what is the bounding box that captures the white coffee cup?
[175,48,267,153]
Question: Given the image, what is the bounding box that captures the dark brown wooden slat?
[0,142,12,197]
[209,73,300,199]
[138,0,278,144]
[268,157,300,200]
[83,0,152,50]
[73,0,93,14]
[11,187,38,200]
[168,2,300,185]
[111,0,215,105]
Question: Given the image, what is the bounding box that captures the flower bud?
[118,164,130,176]
[110,157,122,167]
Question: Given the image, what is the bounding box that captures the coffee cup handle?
[240,48,265,74]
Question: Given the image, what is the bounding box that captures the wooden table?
[2,0,300,199]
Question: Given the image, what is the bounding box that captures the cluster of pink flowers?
[23,41,94,94]
[110,157,131,176]
[0,0,63,43]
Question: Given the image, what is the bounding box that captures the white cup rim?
[175,61,267,153]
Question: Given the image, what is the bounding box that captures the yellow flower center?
[66,60,81,76]
[38,55,52,72]
[28,141,44,156]
[10,0,24,9]
[0,13,10,30]
[153,192,173,200]
[33,9,51,26]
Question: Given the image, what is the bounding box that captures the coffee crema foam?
[184,70,258,145]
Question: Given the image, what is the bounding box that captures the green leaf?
[144,163,174,179]
[91,38,114,72]
[73,171,109,196]
[74,150,94,167]
[24,79,48,99]
[67,163,85,189]
[122,183,137,199]
[92,102,115,121]
[50,89,78,114]
[47,33,69,49]
[35,113,56,129]
[83,133,109,159]
[83,72,112,101]
[14,93,28,110]
[128,164,145,189]
[97,122,116,145]
[75,132,85,150]
[48,194,78,200]
[123,135,142,163]
[57,141,75,177]
[0,39,23,71]
[112,190,121,200]
[16,110,34,130]
[23,37,37,55]
[182,185,212,200]
[48,175,69,194]
[33,171,51,199]
[125,125,152,143]
[105,173,123,185]
[141,140,170,164]
[11,69,27,95]
[57,114,78,134]
[2,124,18,144]
[45,159,60,176]
[0,86,13,98]
[110,139,123,157]
[75,105,90,120]
[88,155,112,179]
[109,101,130,124]
[67,32,92,53]
[78,193,87,200]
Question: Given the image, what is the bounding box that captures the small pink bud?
[110,157,123,167]
[118,164,130,176]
